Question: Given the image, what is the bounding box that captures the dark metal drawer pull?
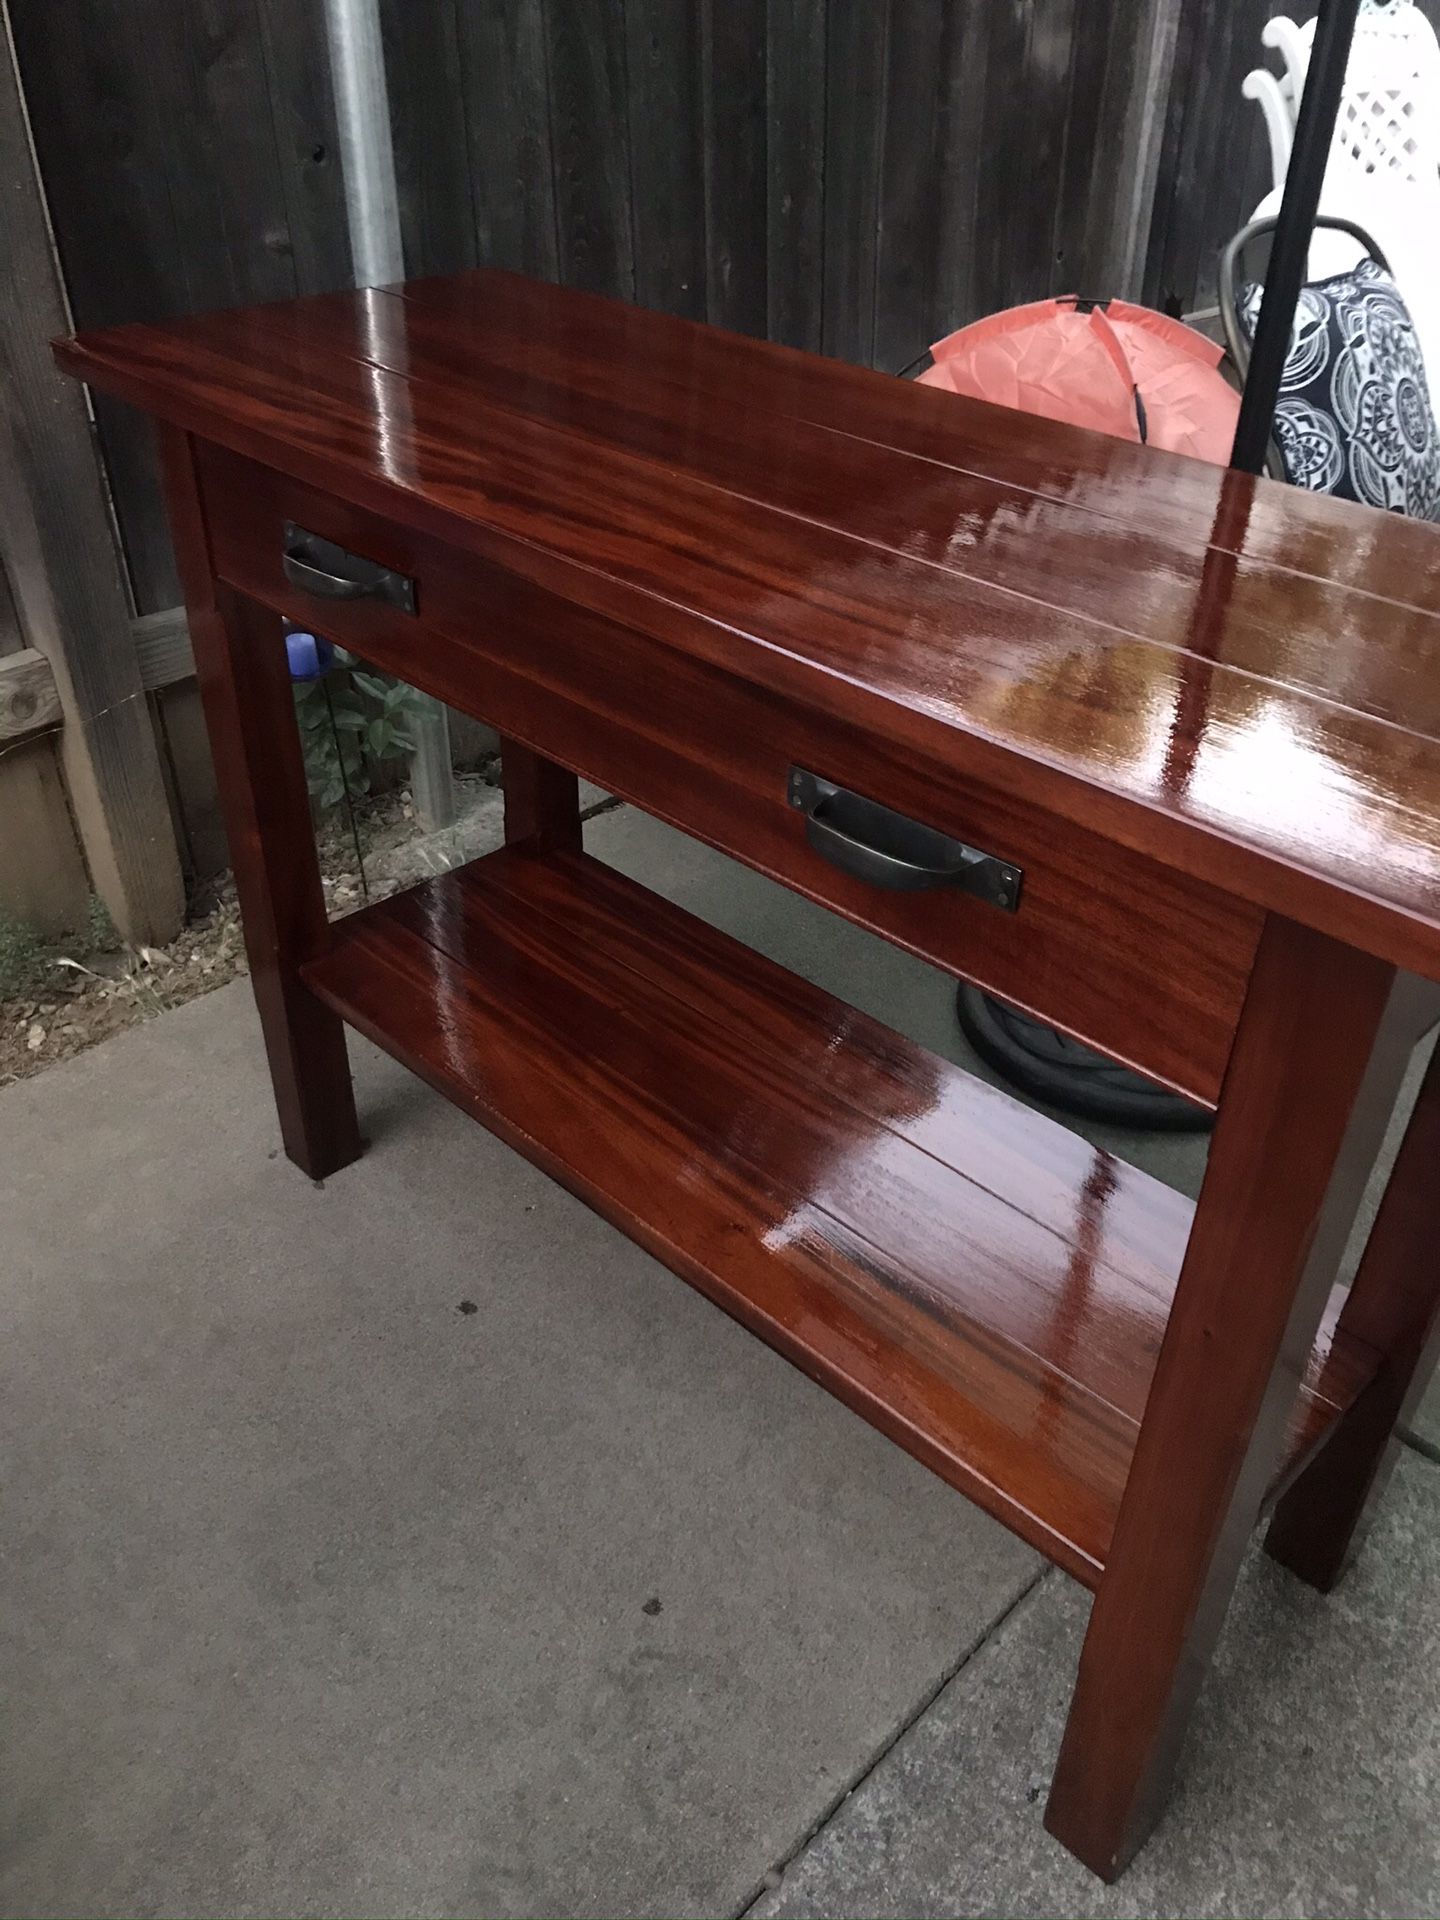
[788,768,1022,911]
[281,522,416,614]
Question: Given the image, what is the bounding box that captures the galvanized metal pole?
[321,0,455,830]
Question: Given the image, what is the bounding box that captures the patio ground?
[3,805,1438,1919]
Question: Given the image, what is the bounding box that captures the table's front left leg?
[1045,913,1417,1881]
[157,426,361,1180]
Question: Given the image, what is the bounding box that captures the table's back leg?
[500,738,582,854]
[1266,1030,1440,1591]
[1045,913,1418,1881]
[157,425,361,1181]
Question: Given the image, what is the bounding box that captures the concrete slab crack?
[733,1565,1054,1918]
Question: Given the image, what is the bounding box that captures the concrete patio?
[4,804,1438,1920]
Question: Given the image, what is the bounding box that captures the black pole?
[1230,0,1363,474]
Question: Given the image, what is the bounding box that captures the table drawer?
[197,445,1262,1106]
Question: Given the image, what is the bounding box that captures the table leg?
[1265,1030,1440,1590]
[156,426,361,1180]
[1045,913,1417,1880]
[501,738,582,853]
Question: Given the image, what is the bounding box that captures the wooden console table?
[59,272,1440,1881]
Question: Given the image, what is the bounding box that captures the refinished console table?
[58,272,1440,1881]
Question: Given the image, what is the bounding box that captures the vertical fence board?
[766,0,826,350]
[1067,0,1181,300]
[0,558,22,657]
[547,0,635,298]
[381,0,478,278]
[156,683,231,880]
[5,0,352,614]
[0,742,91,935]
[821,0,886,362]
[627,0,706,317]
[1,0,186,942]
[10,0,186,613]
[253,0,353,295]
[0,559,66,937]
[932,0,991,341]
[455,0,558,277]
[972,0,1031,320]
[1051,0,1108,297]
[700,0,768,335]
[979,0,1078,309]
[1145,0,1272,312]
[158,3,297,312]
[872,0,949,373]
[9,0,182,335]
[1020,0,1081,301]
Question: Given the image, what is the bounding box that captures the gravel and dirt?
[0,767,518,1091]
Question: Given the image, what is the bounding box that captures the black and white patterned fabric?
[1240,258,1440,521]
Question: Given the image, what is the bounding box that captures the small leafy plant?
[0,906,48,1000]
[293,653,425,811]
[86,893,120,954]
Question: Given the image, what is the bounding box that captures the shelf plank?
[302,847,1377,1587]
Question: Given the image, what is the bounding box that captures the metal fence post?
[322,0,455,831]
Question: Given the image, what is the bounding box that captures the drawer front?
[198,445,1262,1105]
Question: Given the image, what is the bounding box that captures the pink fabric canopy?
[918,297,1241,466]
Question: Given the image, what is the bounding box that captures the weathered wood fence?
[5,0,1433,935]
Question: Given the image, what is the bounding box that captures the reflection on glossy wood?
[55,273,1440,979]
[266,277,1440,722]
[1047,916,1415,1879]
[195,439,1262,1107]
[302,845,1373,1589]
[56,274,1440,1884]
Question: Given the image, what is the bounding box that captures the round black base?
[955,986,1214,1134]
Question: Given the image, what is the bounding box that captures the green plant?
[85,893,120,954]
[0,906,49,1000]
[293,655,423,811]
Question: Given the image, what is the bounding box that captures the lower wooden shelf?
[302,845,1378,1587]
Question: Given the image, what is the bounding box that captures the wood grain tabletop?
[57,270,1440,976]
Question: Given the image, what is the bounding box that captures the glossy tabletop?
[57,270,1440,975]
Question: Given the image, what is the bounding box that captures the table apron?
[197,442,1265,1107]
